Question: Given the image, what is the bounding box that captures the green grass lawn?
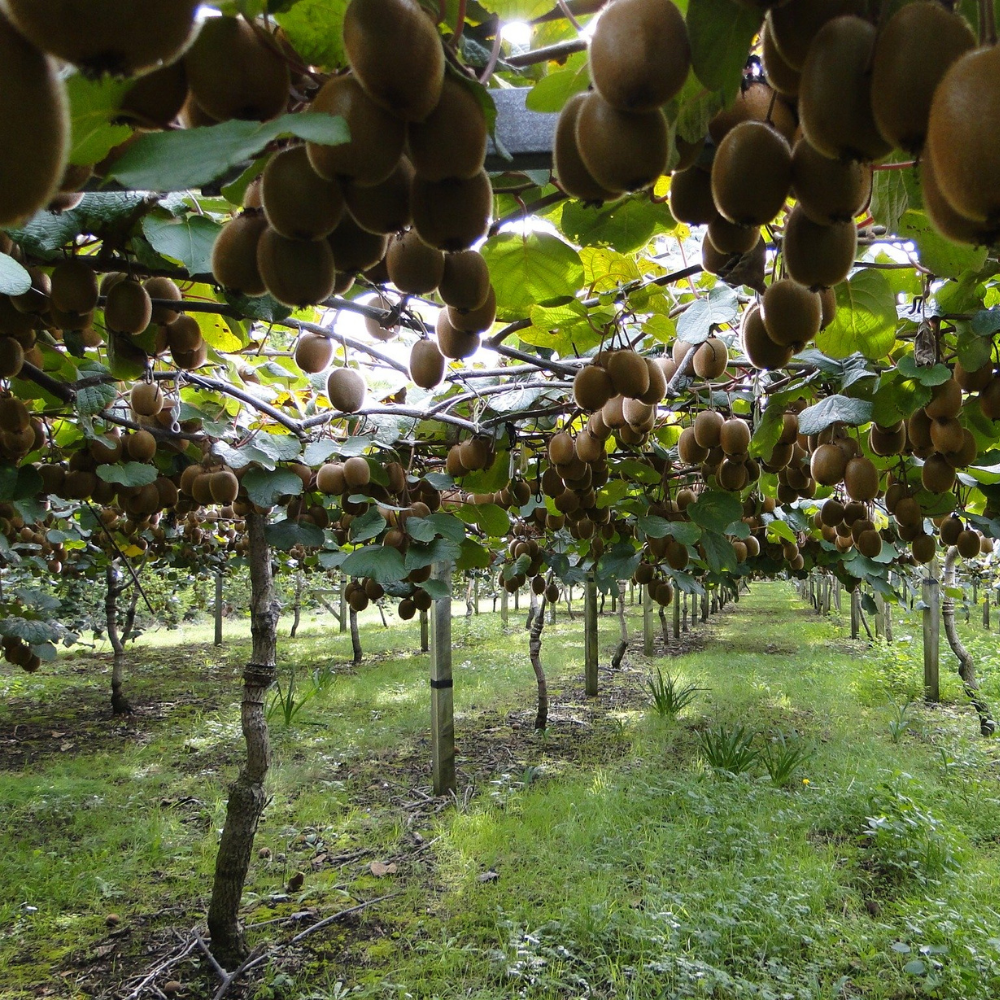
[1,582,1000,999]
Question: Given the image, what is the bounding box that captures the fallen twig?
[290,893,402,944]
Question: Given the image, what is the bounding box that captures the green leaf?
[815,270,897,361]
[0,617,58,643]
[0,253,31,296]
[971,307,1000,336]
[522,300,604,356]
[65,74,133,167]
[749,404,783,462]
[687,0,763,102]
[869,163,911,236]
[460,454,510,494]
[420,578,450,600]
[525,53,590,113]
[266,518,325,551]
[700,531,737,573]
[76,382,117,417]
[142,214,222,278]
[766,519,797,544]
[405,538,463,572]
[899,209,988,279]
[252,431,301,463]
[341,544,406,584]
[242,467,303,507]
[477,0,552,17]
[275,0,349,67]
[638,516,702,545]
[896,356,952,386]
[456,502,510,537]
[676,283,739,343]
[796,394,874,436]
[457,538,491,570]
[96,462,158,487]
[106,112,350,192]
[349,508,387,543]
[480,232,585,321]
[560,194,675,254]
[687,491,743,534]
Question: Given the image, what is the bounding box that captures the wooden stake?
[850,588,860,639]
[672,589,681,639]
[923,561,941,703]
[584,572,598,697]
[214,568,224,647]
[500,586,508,629]
[419,608,429,653]
[643,584,654,656]
[430,561,456,796]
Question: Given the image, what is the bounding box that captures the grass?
[1,584,1000,999]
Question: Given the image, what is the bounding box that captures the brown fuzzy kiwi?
[708,82,797,145]
[0,337,24,379]
[711,121,792,226]
[762,278,821,348]
[678,425,709,464]
[782,206,857,289]
[407,77,487,181]
[574,365,614,411]
[410,340,445,389]
[343,0,444,123]
[294,333,334,374]
[131,382,163,417]
[212,214,268,296]
[306,76,405,187]
[872,2,975,155]
[668,166,716,225]
[10,266,49,315]
[0,11,69,229]
[553,92,621,203]
[119,61,188,129]
[767,0,866,72]
[548,432,575,465]
[707,217,760,256]
[798,16,892,162]
[921,452,956,493]
[911,532,936,563]
[575,430,605,463]
[844,455,878,500]
[818,286,837,329]
[448,285,496,334]
[790,139,871,225]
[327,215,389,273]
[742,303,794,369]
[588,0,690,112]
[256,227,336,307]
[920,140,999,247]
[925,378,962,419]
[926,46,1000,224]
[693,337,728,379]
[343,456,371,489]
[316,462,346,495]
[574,92,668,193]
[261,146,345,241]
[343,158,414,235]
[870,421,905,456]
[693,409,724,449]
[930,416,965,455]
[50,259,98,316]
[955,359,993,392]
[410,170,492,251]
[125,429,157,463]
[720,418,751,457]
[327,368,367,413]
[386,229,445,294]
[437,250,490,311]
[4,0,198,75]
[209,470,239,506]
[435,309,479,359]
[957,528,981,558]
[142,276,182,326]
[601,394,626,429]
[607,350,650,398]
[939,515,964,546]
[166,314,203,355]
[640,357,667,404]
[760,20,800,97]
[105,279,152,335]
[623,398,655,430]
[810,442,847,485]
[184,17,289,122]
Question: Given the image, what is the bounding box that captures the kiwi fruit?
[105,279,152,335]
[437,250,490,311]
[166,314,203,355]
[708,82,797,145]
[4,0,198,75]
[126,429,157,463]
[720,417,751,457]
[131,382,163,417]
[407,77,487,181]
[343,159,414,235]
[926,46,1000,224]
[184,17,290,122]
[693,337,728,379]
[386,229,445,294]
[256,228,336,307]
[798,16,892,162]
[843,455,878,500]
[607,350,649,398]
[50,259,98,315]
[0,337,24,379]
[921,452,956,493]
[343,455,371,489]
[767,0,866,72]
[921,152,998,246]
[141,276,182,326]
[588,0,690,112]
[327,215,389,273]
[711,121,792,226]
[11,266,49,314]
[261,146,345,241]
[119,61,189,129]
[668,166,716,225]
[553,93,621,203]
[957,529,982,558]
[742,303,794,369]
[760,20,800,97]
[677,426,709,465]
[693,409,724,449]
[911,532,937,563]
[871,2,975,155]
[448,285,496,334]
[810,442,847,485]
[574,92,668,193]
[930,416,965,455]
[410,170,492,251]
[210,470,240,506]
[640,357,667,404]
[707,217,759,256]
[925,378,962,419]
[761,279,821,348]
[574,365,614,411]
[0,11,69,229]
[575,430,604,463]
[869,421,905,456]
[327,367,367,413]
[343,0,444,123]
[307,76,405,187]
[782,206,857,289]
[211,214,268,296]
[955,359,993,392]
[294,333,334,374]
[790,139,871,225]
[435,309,479,359]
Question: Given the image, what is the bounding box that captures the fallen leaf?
[477,870,500,883]
[60,742,74,751]
[370,861,397,877]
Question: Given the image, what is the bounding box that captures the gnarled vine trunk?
[105,562,134,716]
[942,547,995,736]
[290,569,303,638]
[350,604,362,665]
[207,511,279,969]
[529,596,548,730]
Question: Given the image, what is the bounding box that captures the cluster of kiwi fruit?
[539,429,615,549]
[554,0,689,200]
[2,634,41,673]
[498,535,551,596]
[677,410,758,494]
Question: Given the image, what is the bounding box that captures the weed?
[645,668,704,719]
[887,697,916,743]
[761,730,815,788]
[266,669,315,726]
[698,724,760,776]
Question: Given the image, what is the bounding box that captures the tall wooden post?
[514,587,519,611]
[584,572,598,697]
[214,568,224,646]
[500,586,508,629]
[701,590,709,622]
[874,592,884,639]
[419,608,429,653]
[682,591,689,631]
[474,574,480,615]
[850,588,860,639]
[643,585,654,655]
[672,590,681,639]
[923,562,940,703]
[338,572,347,634]
[984,593,990,630]
[429,561,456,796]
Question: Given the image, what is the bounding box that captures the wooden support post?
[474,575,480,615]
[339,572,347,634]
[500,586,508,629]
[874,592,884,640]
[672,589,681,639]
[429,561,456,796]
[643,585,654,655]
[701,591,709,622]
[584,572,598,697]
[611,587,617,613]
[984,594,990,630]
[923,564,941,704]
[419,608,429,653]
[514,587,519,611]
[214,568,224,647]
[682,591,689,632]
[850,588,860,639]
[835,580,842,611]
